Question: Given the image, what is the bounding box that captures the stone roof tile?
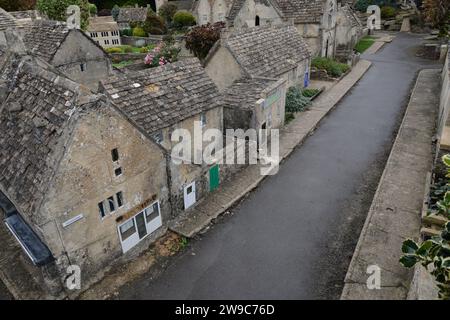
[101,58,222,135]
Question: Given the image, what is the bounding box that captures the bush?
[143,12,167,35]
[139,47,149,53]
[105,47,123,54]
[381,6,396,19]
[132,26,147,37]
[122,45,133,53]
[111,4,120,21]
[89,3,97,16]
[158,2,178,23]
[312,57,350,78]
[144,41,180,67]
[285,87,311,113]
[36,0,90,30]
[120,28,133,36]
[301,88,320,98]
[98,8,112,16]
[172,10,196,29]
[185,22,225,59]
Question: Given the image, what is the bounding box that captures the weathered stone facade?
[101,58,225,217]
[0,51,170,293]
[223,77,287,131]
[194,0,232,25]
[226,0,339,57]
[204,24,311,91]
[86,16,121,48]
[18,20,112,92]
[335,4,364,60]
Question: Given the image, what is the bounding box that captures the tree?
[89,3,97,16]
[0,0,36,11]
[185,22,225,59]
[36,0,90,30]
[422,0,449,35]
[143,11,167,35]
[172,10,196,29]
[158,2,178,23]
[111,4,120,21]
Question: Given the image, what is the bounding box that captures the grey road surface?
[118,34,438,299]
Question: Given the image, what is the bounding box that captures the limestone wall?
[438,48,450,148]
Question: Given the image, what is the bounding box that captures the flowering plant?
[144,42,180,68]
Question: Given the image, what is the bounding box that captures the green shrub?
[172,10,196,29]
[312,57,349,78]
[132,26,147,37]
[302,88,320,98]
[120,28,133,36]
[143,13,167,35]
[139,47,149,53]
[121,45,133,53]
[105,47,123,54]
[285,87,311,113]
[158,2,178,23]
[89,3,97,16]
[381,6,396,19]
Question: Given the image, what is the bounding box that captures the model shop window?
[118,201,163,253]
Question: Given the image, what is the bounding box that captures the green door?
[209,165,219,192]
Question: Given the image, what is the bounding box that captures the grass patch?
[354,36,376,53]
[106,44,156,54]
[302,88,320,98]
[112,60,134,69]
[312,57,350,78]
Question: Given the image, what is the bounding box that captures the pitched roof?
[101,58,222,135]
[8,10,45,21]
[0,7,18,31]
[117,7,148,23]
[222,77,278,110]
[87,16,120,32]
[0,56,88,216]
[223,24,311,78]
[272,0,327,24]
[340,5,362,28]
[20,20,69,62]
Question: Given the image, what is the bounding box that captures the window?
[119,219,136,241]
[116,191,124,207]
[104,39,110,45]
[80,63,86,72]
[111,148,119,162]
[255,15,260,26]
[154,131,163,144]
[200,113,207,127]
[98,202,106,218]
[108,196,116,212]
[145,202,160,223]
[115,167,122,177]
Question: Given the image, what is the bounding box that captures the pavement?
[117,33,439,300]
[341,69,441,300]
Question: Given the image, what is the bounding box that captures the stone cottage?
[204,23,311,91]
[226,0,338,57]
[335,4,364,60]
[86,16,121,48]
[0,52,171,293]
[193,0,233,25]
[17,20,112,91]
[222,77,287,133]
[117,5,149,30]
[101,58,227,215]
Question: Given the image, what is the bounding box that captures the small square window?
[80,63,86,72]
[115,167,122,177]
[116,191,124,207]
[111,148,119,162]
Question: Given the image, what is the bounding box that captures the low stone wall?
[120,35,161,47]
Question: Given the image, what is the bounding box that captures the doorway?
[209,165,220,192]
[184,182,196,210]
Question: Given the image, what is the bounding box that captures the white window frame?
[117,201,163,253]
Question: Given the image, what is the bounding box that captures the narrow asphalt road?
[119,33,438,300]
